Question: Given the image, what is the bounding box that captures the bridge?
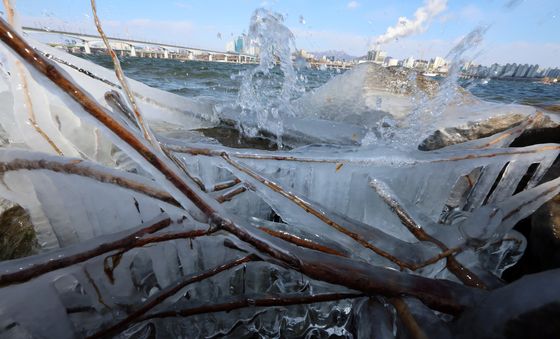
[22,26,257,63]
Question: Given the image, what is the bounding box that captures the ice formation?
[0,6,558,339]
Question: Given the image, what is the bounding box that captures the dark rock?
[0,200,37,260]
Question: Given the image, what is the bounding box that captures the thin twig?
[0,156,179,206]
[389,297,428,339]
[89,255,257,338]
[166,143,560,166]
[3,0,63,155]
[370,179,486,288]
[212,178,241,192]
[141,292,363,320]
[216,185,247,203]
[220,153,453,271]
[90,0,159,149]
[258,227,347,257]
[0,216,171,286]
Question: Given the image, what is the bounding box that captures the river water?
[83,55,560,112]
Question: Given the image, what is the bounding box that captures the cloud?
[347,1,360,10]
[173,2,191,9]
[374,0,448,45]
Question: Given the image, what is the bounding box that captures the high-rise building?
[414,59,429,71]
[225,40,235,53]
[514,64,530,77]
[525,64,539,78]
[385,57,399,67]
[429,56,446,71]
[403,57,415,69]
[234,35,245,53]
[502,63,517,77]
[367,49,387,64]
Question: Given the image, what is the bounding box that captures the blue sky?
[9,0,560,67]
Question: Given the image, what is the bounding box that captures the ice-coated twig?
[390,297,428,339]
[166,143,560,166]
[0,215,171,287]
[257,226,348,257]
[212,178,241,192]
[3,0,64,155]
[220,153,462,271]
[89,254,258,338]
[370,178,486,288]
[215,185,247,203]
[139,292,363,321]
[90,0,160,149]
[0,150,179,206]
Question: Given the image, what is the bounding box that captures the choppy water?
[83,54,560,112]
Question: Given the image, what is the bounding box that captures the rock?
[419,113,558,151]
[531,191,560,271]
[453,269,560,339]
[0,199,37,260]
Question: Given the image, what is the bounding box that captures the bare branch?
[90,254,257,338]
[258,226,348,257]
[0,215,171,287]
[370,179,486,288]
[0,155,179,207]
[216,185,247,203]
[90,0,159,149]
[390,297,428,339]
[212,178,241,192]
[141,292,363,320]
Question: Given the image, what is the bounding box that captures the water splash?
[236,8,304,147]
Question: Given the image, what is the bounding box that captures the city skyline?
[8,0,560,67]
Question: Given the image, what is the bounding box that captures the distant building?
[525,64,539,78]
[403,57,415,69]
[429,56,446,71]
[514,64,530,77]
[234,35,245,53]
[413,59,429,71]
[502,63,517,77]
[385,57,399,67]
[225,40,235,53]
[367,49,387,64]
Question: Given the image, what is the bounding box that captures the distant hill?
[310,50,358,61]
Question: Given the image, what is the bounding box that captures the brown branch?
[90,0,158,148]
[103,228,213,283]
[370,179,486,288]
[166,143,560,166]
[0,156,179,206]
[89,255,257,338]
[258,227,348,257]
[3,0,64,156]
[0,216,171,287]
[0,20,483,319]
[390,297,428,339]
[216,186,247,203]
[212,178,241,192]
[141,292,363,321]
[220,153,448,271]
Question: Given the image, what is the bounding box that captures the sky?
[6,0,560,67]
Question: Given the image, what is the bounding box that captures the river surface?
[83,54,560,111]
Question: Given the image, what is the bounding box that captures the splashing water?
[364,25,489,148]
[236,8,305,147]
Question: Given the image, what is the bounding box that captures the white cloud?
[375,0,448,45]
[347,1,360,10]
